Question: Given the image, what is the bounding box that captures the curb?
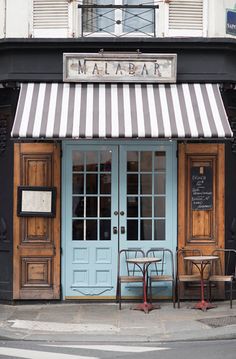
[0,326,236,343]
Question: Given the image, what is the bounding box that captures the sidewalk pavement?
[0,301,236,343]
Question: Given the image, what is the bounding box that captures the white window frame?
[164,0,208,37]
[30,0,75,38]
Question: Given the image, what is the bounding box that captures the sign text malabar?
[63,53,177,83]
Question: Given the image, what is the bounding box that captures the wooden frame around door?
[178,143,225,298]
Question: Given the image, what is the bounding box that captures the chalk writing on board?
[191,166,213,210]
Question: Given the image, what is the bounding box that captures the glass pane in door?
[125,150,166,242]
[72,150,113,241]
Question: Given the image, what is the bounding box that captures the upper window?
[32,0,70,37]
[80,0,157,37]
[167,0,205,37]
[31,0,206,38]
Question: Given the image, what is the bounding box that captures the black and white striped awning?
[11,83,233,139]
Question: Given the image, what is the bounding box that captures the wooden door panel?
[178,143,225,298]
[21,257,52,287]
[23,156,52,186]
[13,143,60,300]
[178,143,224,251]
[23,217,51,242]
[192,211,212,238]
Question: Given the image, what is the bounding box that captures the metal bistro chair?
[116,248,145,310]
[209,249,236,308]
[147,248,176,308]
[176,248,203,308]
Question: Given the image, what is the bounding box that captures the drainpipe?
[3,0,6,37]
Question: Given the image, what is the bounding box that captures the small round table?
[126,257,162,314]
[184,255,218,311]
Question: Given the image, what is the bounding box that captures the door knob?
[114,211,118,216]
[120,211,125,216]
[113,226,118,234]
[121,226,125,234]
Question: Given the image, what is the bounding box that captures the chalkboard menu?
[191,166,213,210]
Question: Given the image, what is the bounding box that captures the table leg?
[192,262,216,311]
[131,265,160,313]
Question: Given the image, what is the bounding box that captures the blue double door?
[62,142,177,299]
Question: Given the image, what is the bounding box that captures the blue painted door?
[119,144,177,298]
[62,142,177,299]
[63,145,119,297]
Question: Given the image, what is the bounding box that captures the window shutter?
[33,0,69,29]
[168,0,203,31]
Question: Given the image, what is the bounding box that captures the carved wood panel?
[21,257,52,288]
[178,143,224,252]
[13,143,60,300]
[20,155,53,244]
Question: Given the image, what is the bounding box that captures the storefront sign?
[191,166,213,211]
[63,53,177,83]
[226,9,236,36]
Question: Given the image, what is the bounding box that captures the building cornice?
[0,37,236,52]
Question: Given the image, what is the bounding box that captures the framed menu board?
[17,186,56,217]
[191,166,213,210]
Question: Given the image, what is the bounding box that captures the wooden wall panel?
[192,211,211,238]
[22,156,52,186]
[21,257,52,287]
[178,143,225,298]
[13,143,61,300]
[178,143,225,251]
[24,217,50,242]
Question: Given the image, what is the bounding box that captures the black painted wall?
[221,89,236,299]
[0,88,19,301]
[0,38,236,83]
[222,89,236,248]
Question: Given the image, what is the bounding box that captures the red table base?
[131,302,161,313]
[192,300,216,311]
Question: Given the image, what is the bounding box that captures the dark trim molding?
[1,37,236,49]
[1,37,236,83]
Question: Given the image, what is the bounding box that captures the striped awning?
[11,83,233,139]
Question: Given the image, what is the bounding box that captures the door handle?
[113,226,118,234]
[121,226,125,234]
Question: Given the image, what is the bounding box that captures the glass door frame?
[119,144,177,251]
[61,140,177,299]
[62,143,119,298]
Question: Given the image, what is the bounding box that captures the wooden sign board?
[63,53,177,83]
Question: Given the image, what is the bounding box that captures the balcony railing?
[78,3,159,38]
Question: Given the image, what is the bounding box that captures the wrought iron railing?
[78,3,159,37]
